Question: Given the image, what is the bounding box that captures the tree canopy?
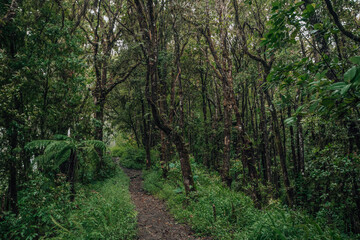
[1,0,360,238]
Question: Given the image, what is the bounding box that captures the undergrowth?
[143,160,356,240]
[50,168,137,239]
[1,168,137,240]
[111,142,157,169]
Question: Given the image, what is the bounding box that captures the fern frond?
[44,141,73,155]
[53,147,72,170]
[25,140,53,152]
[81,145,102,162]
[80,140,106,151]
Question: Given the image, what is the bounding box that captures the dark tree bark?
[68,149,77,202]
[9,126,18,214]
[141,99,152,169]
[288,106,298,175]
[264,88,293,206]
[134,0,195,195]
[259,89,271,183]
[323,0,360,44]
[200,59,210,168]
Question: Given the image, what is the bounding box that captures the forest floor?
[122,168,206,240]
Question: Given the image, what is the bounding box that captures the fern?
[52,146,72,170]
[25,140,53,151]
[81,140,106,151]
[25,134,109,195]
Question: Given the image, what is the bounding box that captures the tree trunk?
[141,99,152,169]
[222,85,232,187]
[260,89,271,183]
[9,126,18,214]
[68,149,77,202]
[134,0,195,195]
[288,106,298,175]
[264,88,293,205]
[94,97,105,142]
[200,64,210,168]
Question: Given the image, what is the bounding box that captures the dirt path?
[122,168,203,240]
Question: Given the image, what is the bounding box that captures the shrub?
[0,173,74,239]
[298,145,360,233]
[0,168,136,240]
[111,142,158,169]
[51,168,137,240]
[143,161,354,239]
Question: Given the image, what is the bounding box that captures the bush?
[51,168,137,240]
[0,173,74,239]
[143,160,354,239]
[111,142,158,170]
[0,168,137,240]
[298,145,360,233]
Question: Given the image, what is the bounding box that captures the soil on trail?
[122,168,205,240]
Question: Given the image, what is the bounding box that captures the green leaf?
[284,117,296,126]
[349,56,360,64]
[322,98,335,108]
[341,84,352,95]
[50,215,70,233]
[314,23,322,30]
[327,82,346,90]
[306,4,315,12]
[344,66,357,82]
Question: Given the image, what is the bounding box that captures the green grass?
[50,168,137,240]
[143,161,355,240]
[1,167,137,240]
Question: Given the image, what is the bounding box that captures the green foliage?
[51,169,137,240]
[0,168,137,240]
[298,145,360,233]
[0,173,74,239]
[25,134,115,182]
[143,162,353,239]
[307,57,360,118]
[111,143,146,169]
[111,140,158,170]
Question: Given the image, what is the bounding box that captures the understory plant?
[143,160,355,240]
[25,134,115,199]
[0,168,136,240]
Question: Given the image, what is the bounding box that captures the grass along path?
[142,162,355,240]
[50,168,137,240]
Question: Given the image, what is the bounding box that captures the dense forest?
[1,0,360,239]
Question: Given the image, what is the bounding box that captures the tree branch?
[324,0,360,43]
[104,62,141,96]
[0,0,18,29]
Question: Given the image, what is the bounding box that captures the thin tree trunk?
[260,89,271,183]
[134,0,195,195]
[94,97,105,142]
[222,84,232,186]
[68,149,77,202]
[141,99,152,169]
[288,106,298,175]
[264,88,293,205]
[200,62,210,168]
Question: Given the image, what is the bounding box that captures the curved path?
[122,168,204,240]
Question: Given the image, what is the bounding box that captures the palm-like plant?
[25,134,106,201]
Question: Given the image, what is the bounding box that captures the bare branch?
[324,0,360,44]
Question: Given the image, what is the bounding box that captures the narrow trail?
[122,168,203,240]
